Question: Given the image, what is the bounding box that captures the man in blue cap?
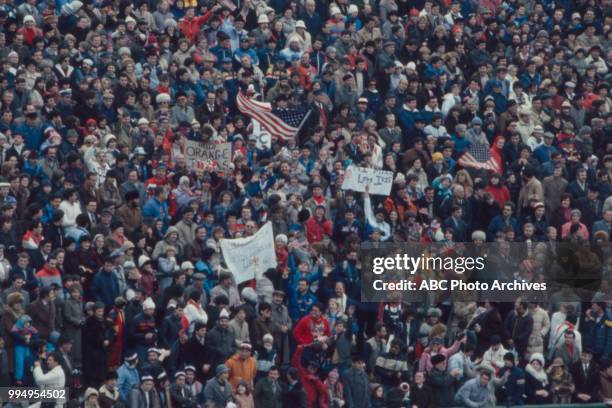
[234,36,258,66]
[203,365,232,407]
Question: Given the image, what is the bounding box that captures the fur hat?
[529,352,545,366]
[142,297,155,310]
[6,292,24,306]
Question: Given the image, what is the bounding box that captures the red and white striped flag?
[458,142,499,172]
[236,91,298,140]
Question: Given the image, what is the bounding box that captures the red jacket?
[291,347,330,408]
[18,27,43,45]
[485,185,511,208]
[301,370,330,408]
[305,217,332,244]
[179,12,212,43]
[293,315,331,346]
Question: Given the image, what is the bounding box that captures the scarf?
[526,363,548,386]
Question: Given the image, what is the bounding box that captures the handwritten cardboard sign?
[342,165,394,195]
[183,140,231,171]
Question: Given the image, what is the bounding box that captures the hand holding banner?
[341,165,394,195]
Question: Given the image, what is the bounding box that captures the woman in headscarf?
[173,175,195,208]
[548,357,575,404]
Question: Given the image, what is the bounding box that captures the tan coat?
[527,306,550,356]
[115,204,143,235]
[518,177,544,210]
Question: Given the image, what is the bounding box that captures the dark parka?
[342,366,372,408]
[428,367,459,407]
[205,322,236,368]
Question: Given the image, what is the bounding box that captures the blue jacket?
[40,203,57,225]
[397,107,417,136]
[91,269,120,308]
[486,215,519,241]
[142,197,170,229]
[117,362,140,402]
[22,160,45,181]
[584,309,612,359]
[300,11,323,37]
[289,289,317,321]
[14,122,43,151]
[451,135,471,154]
[520,72,541,90]
[533,144,559,163]
[455,377,495,407]
[499,365,525,405]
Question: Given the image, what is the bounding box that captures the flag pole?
[295,109,312,142]
[297,109,312,130]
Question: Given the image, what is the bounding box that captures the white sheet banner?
[341,166,394,195]
[220,222,277,284]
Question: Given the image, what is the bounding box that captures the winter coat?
[570,360,599,401]
[341,367,371,408]
[206,324,236,368]
[518,177,544,211]
[253,376,283,408]
[300,370,330,408]
[499,366,526,405]
[550,367,574,404]
[252,317,280,349]
[229,318,250,348]
[284,380,308,408]
[26,298,56,340]
[183,334,213,383]
[428,367,458,407]
[527,306,550,356]
[169,383,198,408]
[525,364,551,404]
[115,204,144,236]
[82,316,111,384]
[542,176,568,213]
[455,377,496,408]
[504,310,533,356]
[117,362,140,402]
[91,269,121,308]
[209,284,241,308]
[62,297,84,367]
[175,219,197,247]
[225,353,257,390]
[129,386,162,408]
[203,377,233,408]
[583,309,612,359]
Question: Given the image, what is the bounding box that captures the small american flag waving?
[237,91,300,140]
[458,142,500,172]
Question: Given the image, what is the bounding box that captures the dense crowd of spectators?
[0,0,610,406]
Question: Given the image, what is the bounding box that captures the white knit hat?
[142,297,156,310]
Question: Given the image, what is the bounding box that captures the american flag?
[236,92,299,140]
[273,107,308,128]
[458,142,500,172]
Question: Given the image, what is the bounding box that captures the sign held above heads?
[342,165,394,196]
[219,222,277,284]
[183,140,231,171]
